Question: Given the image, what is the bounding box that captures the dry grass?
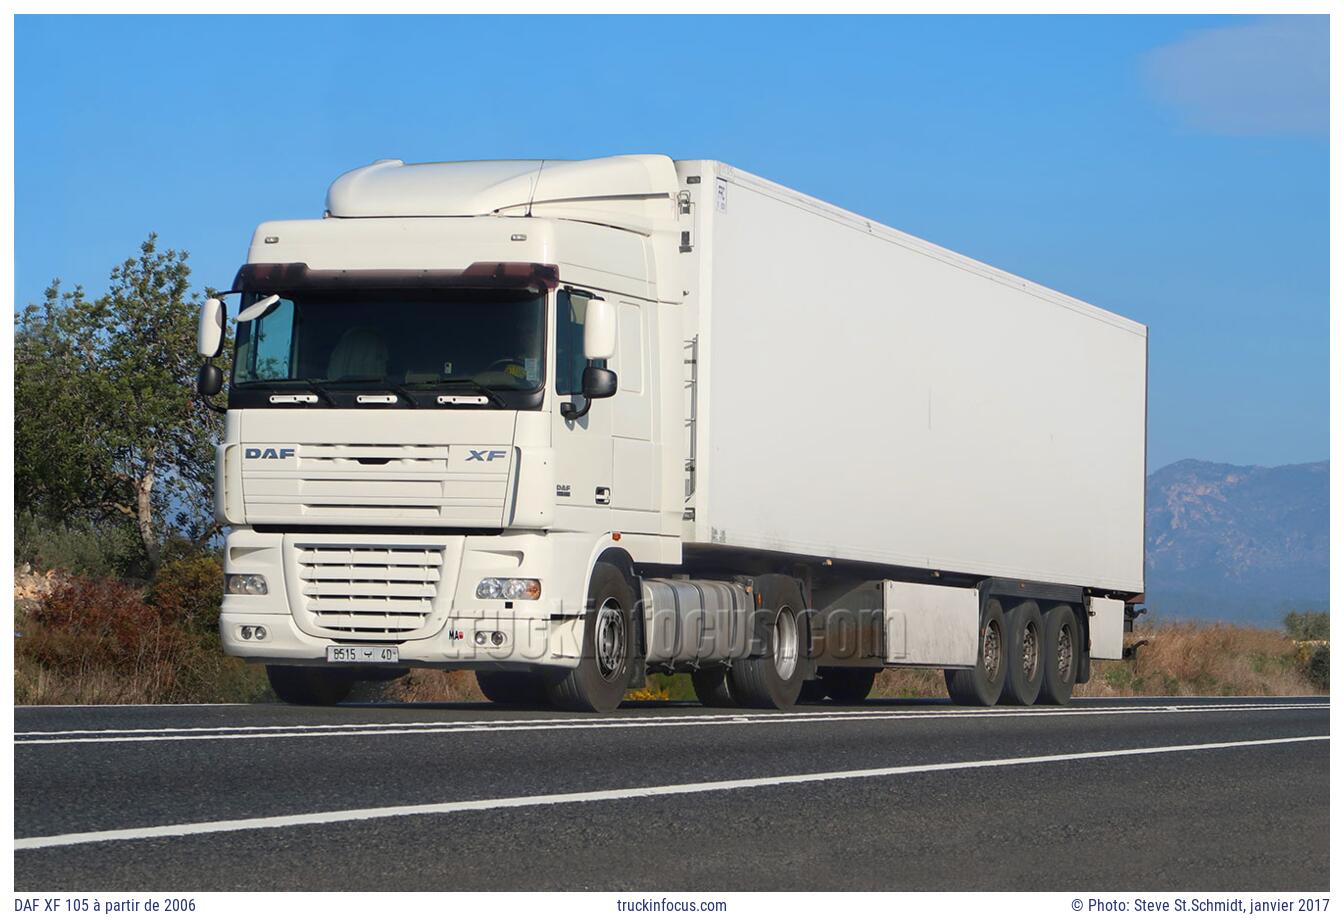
[1076,621,1321,698]
[367,622,1324,705]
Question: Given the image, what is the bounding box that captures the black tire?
[1001,600,1045,705]
[944,597,1008,706]
[545,563,635,713]
[818,667,879,704]
[1036,604,1080,705]
[476,670,550,706]
[266,665,355,706]
[691,666,737,707]
[728,575,807,709]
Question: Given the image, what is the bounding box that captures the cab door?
[550,289,613,530]
[609,300,660,531]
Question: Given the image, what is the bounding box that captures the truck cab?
[203,156,687,710]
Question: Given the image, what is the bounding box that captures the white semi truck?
[197,155,1146,712]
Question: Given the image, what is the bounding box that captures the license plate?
[326,645,400,664]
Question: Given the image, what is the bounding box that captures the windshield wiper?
[434,378,508,407]
[323,377,420,408]
[237,377,337,406]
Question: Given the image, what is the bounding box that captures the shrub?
[30,576,173,658]
[18,573,269,704]
[1305,645,1329,690]
[1284,611,1329,642]
[14,511,145,579]
[148,554,224,633]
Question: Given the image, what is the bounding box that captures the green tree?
[1284,611,1329,642]
[15,234,229,570]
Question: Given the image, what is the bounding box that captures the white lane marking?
[14,703,1327,746]
[19,700,1310,737]
[14,735,1328,851]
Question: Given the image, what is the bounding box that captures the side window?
[234,297,296,383]
[617,302,643,393]
[554,289,588,395]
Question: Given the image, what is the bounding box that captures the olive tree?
[16,234,229,571]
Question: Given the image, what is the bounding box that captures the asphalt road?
[13,696,1329,891]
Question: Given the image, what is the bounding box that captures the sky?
[14,14,1330,472]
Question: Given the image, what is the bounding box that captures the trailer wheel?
[691,666,737,707]
[266,665,354,706]
[545,563,635,713]
[476,671,549,707]
[728,575,807,709]
[1000,600,1045,705]
[818,667,879,704]
[1036,604,1080,705]
[944,597,1008,706]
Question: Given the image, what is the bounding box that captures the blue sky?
[14,14,1329,471]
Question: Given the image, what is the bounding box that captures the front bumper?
[220,528,586,669]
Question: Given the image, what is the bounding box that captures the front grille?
[296,544,444,637]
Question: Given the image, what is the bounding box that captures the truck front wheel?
[266,665,354,706]
[944,597,1008,706]
[545,563,635,713]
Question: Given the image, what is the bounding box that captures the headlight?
[226,573,269,595]
[476,578,541,601]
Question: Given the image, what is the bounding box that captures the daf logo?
[245,447,296,460]
[467,449,507,462]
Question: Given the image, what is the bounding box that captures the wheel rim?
[982,619,1002,680]
[1022,620,1040,681]
[594,598,626,682]
[773,606,799,681]
[1056,622,1074,682]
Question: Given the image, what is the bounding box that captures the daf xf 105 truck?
[197,155,1146,712]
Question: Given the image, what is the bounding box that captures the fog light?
[241,626,253,640]
[254,626,267,640]
[476,578,541,601]
[475,631,488,646]
[226,574,268,595]
[491,631,504,646]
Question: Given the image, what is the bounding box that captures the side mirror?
[581,365,618,400]
[561,366,618,422]
[197,298,225,357]
[583,298,616,360]
[197,363,223,397]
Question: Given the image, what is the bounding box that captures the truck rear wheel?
[266,665,354,706]
[691,666,737,707]
[1001,600,1045,705]
[476,671,549,707]
[817,667,879,704]
[545,563,635,713]
[1036,604,1080,705]
[728,575,807,709]
[944,598,1007,706]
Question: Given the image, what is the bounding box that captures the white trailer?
[198,155,1145,711]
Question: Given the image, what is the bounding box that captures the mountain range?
[1143,459,1329,626]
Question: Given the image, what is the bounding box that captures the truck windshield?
[230,289,545,406]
